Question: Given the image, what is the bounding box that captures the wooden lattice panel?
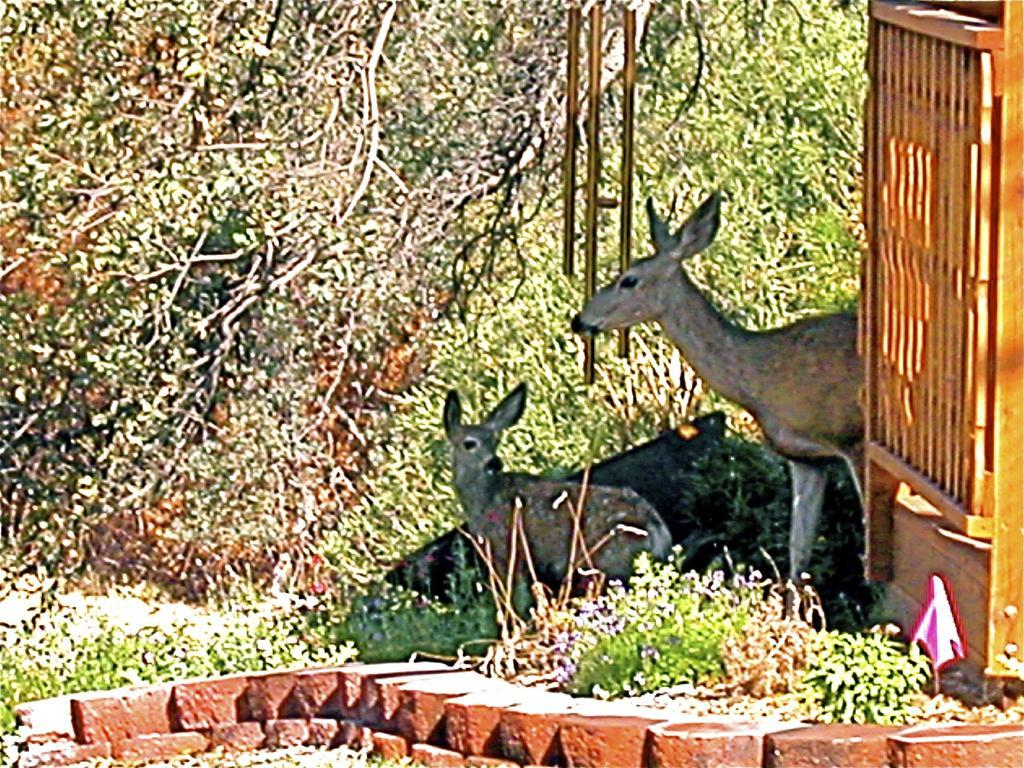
[863,19,994,515]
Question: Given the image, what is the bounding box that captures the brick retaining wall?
[14,662,1024,767]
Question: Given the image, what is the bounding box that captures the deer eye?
[619,275,639,289]
[462,437,478,450]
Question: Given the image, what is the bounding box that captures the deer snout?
[571,313,600,337]
[484,456,502,474]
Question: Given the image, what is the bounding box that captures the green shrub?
[556,555,764,698]
[0,0,568,593]
[309,547,498,663]
[800,630,931,724]
[3,0,873,612]
[672,436,880,630]
[0,600,355,739]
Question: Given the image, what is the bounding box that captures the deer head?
[571,191,722,336]
[443,383,527,515]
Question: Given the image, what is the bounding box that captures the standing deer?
[571,192,863,579]
[443,383,673,590]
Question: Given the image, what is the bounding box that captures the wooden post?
[987,0,1023,679]
[865,461,898,583]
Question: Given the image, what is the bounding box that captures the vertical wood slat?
[955,43,967,500]
[956,47,974,503]
[948,39,963,498]
[883,26,896,452]
[940,34,954,493]
[923,33,938,480]
[897,26,906,458]
[863,18,894,581]
[969,52,993,515]
[908,29,923,466]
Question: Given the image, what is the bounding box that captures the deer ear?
[485,383,527,432]
[673,191,721,259]
[443,391,462,438]
[646,197,677,254]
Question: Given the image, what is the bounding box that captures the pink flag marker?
[911,573,966,674]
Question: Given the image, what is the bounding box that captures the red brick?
[112,731,209,762]
[410,742,467,767]
[394,671,502,744]
[445,689,529,756]
[647,720,767,768]
[766,723,892,767]
[70,685,173,743]
[496,692,576,765]
[17,741,111,768]
[371,730,410,760]
[171,674,248,729]
[242,670,298,721]
[280,667,346,718]
[889,723,1024,767]
[338,720,373,750]
[14,696,75,745]
[307,717,341,747]
[264,718,310,749]
[558,710,671,768]
[353,663,456,728]
[209,721,265,752]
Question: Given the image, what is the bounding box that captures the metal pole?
[583,2,603,385]
[618,5,637,358]
[563,4,582,277]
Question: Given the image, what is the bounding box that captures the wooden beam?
[867,442,993,538]
[872,0,1004,50]
[920,2,1003,23]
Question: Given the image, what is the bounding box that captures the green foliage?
[2,0,873,621]
[0,600,356,739]
[559,555,763,698]
[0,0,566,591]
[800,630,931,724]
[672,436,880,630]
[310,547,498,663]
[635,2,866,326]
[342,0,870,594]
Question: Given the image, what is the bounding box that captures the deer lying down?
[443,384,673,590]
[571,192,864,580]
[386,411,725,599]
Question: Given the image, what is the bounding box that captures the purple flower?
[553,659,578,684]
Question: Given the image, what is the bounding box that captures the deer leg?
[840,443,865,504]
[788,459,828,580]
